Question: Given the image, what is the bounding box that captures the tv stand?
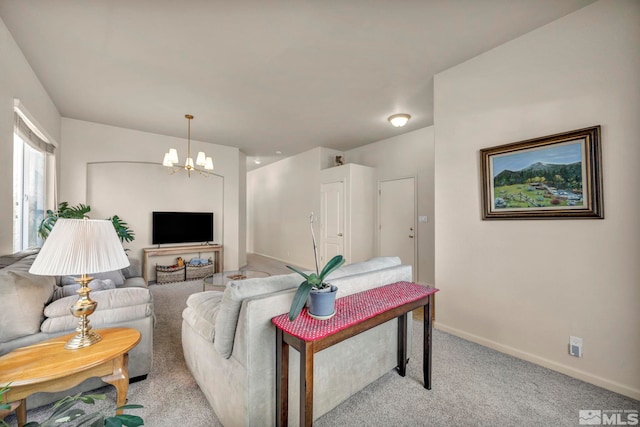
[142,244,223,285]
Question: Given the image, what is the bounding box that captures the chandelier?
[162,114,213,177]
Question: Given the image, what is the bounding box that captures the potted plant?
[38,202,135,244]
[287,214,345,321]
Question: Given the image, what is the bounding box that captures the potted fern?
[287,214,345,321]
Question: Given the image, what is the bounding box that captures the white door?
[320,181,345,264]
[379,177,416,278]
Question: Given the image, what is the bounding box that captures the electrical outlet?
[569,336,583,357]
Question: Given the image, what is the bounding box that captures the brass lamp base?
[65,274,101,350]
[65,328,102,350]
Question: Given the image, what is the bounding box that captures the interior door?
[320,181,345,264]
[379,177,416,278]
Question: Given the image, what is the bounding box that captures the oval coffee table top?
[0,328,141,387]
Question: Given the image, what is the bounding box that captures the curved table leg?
[0,400,25,427]
[101,353,130,414]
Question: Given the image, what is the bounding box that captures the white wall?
[0,17,61,254]
[346,126,435,283]
[60,118,244,270]
[247,147,341,269]
[434,0,639,399]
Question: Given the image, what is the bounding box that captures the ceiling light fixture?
[388,113,411,127]
[254,159,261,164]
[163,114,213,177]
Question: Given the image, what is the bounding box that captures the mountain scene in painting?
[492,142,583,209]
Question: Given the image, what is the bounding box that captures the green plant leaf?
[103,417,123,427]
[286,265,309,280]
[109,215,135,243]
[0,383,11,412]
[288,280,313,321]
[38,202,91,240]
[307,273,322,287]
[73,412,104,426]
[80,394,106,402]
[50,396,82,417]
[115,404,144,410]
[319,255,345,280]
[113,414,144,427]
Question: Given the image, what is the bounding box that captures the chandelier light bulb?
[168,148,179,164]
[204,157,214,170]
[196,152,206,166]
[162,153,174,167]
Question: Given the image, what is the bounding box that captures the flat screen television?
[152,211,214,245]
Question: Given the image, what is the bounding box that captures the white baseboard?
[434,321,640,401]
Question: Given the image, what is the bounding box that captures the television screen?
[152,211,214,245]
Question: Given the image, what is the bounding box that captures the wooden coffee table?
[0,328,141,427]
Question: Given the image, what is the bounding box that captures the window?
[12,110,54,252]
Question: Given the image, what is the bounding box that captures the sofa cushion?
[41,287,153,334]
[324,256,401,280]
[52,278,116,300]
[182,291,224,342]
[121,277,148,288]
[213,256,403,358]
[0,270,56,343]
[121,258,141,279]
[214,273,301,358]
[0,249,39,269]
[60,269,125,287]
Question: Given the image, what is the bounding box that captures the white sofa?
[181,256,412,426]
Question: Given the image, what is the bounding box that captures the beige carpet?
[6,254,639,426]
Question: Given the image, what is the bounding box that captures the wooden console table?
[0,328,140,427]
[142,244,223,284]
[272,281,439,427]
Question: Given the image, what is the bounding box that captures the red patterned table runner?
[271,281,438,341]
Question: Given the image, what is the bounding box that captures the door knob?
[337,233,343,237]
[409,235,414,238]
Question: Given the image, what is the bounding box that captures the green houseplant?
[0,386,143,427]
[38,202,135,244]
[287,214,345,321]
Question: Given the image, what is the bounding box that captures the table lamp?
[29,218,130,350]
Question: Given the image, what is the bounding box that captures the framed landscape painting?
[480,126,603,219]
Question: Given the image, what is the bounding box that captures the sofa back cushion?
[213,256,402,358]
[41,287,153,334]
[0,269,55,343]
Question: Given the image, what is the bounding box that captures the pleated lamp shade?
[29,218,130,276]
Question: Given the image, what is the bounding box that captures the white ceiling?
[0,0,594,170]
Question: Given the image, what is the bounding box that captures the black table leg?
[423,296,433,389]
[397,313,408,376]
